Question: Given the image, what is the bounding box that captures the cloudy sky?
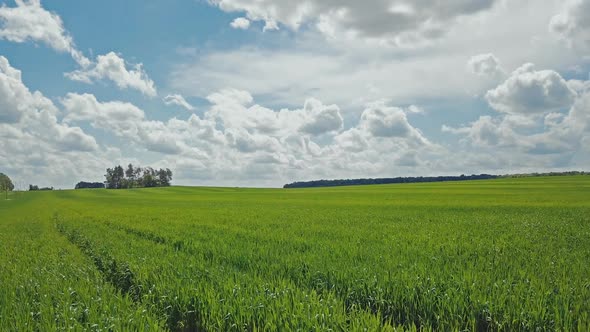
[1,0,589,188]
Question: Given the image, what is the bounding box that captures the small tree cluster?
[29,185,54,191]
[105,164,172,189]
[75,182,105,189]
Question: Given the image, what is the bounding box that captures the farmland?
[1,176,589,331]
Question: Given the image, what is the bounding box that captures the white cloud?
[550,0,590,50]
[0,55,29,123]
[225,128,281,153]
[136,120,184,155]
[333,128,368,153]
[58,86,439,186]
[206,88,253,106]
[359,101,428,145]
[66,52,157,97]
[298,98,343,135]
[468,53,505,78]
[0,0,160,98]
[485,63,577,115]
[204,89,343,137]
[0,56,105,188]
[62,92,224,156]
[544,112,565,127]
[444,69,590,166]
[171,47,480,109]
[0,0,89,66]
[172,1,576,110]
[442,116,514,147]
[405,105,425,114]
[163,94,195,111]
[62,93,145,137]
[230,17,250,29]
[211,0,500,45]
[56,126,99,152]
[561,89,590,137]
[0,55,58,124]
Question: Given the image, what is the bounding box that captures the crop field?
[0,176,589,331]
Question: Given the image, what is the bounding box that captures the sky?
[1,0,589,189]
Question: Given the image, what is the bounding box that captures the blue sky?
[1,0,589,188]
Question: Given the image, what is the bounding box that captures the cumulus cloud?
[561,89,590,137]
[211,0,499,45]
[66,52,157,97]
[62,93,145,137]
[163,94,195,111]
[333,128,368,153]
[0,0,89,66]
[0,55,59,123]
[205,88,344,136]
[230,17,250,29]
[485,63,576,115]
[0,1,156,96]
[56,126,99,152]
[442,116,515,147]
[225,128,281,153]
[550,0,590,49]
[62,92,224,156]
[298,98,343,135]
[59,86,437,186]
[0,56,28,123]
[468,53,505,78]
[206,88,254,106]
[445,69,590,166]
[0,56,103,188]
[359,101,429,146]
[173,2,580,109]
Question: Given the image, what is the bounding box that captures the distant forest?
[283,171,588,188]
[284,174,498,188]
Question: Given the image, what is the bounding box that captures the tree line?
[104,164,172,189]
[283,171,590,188]
[503,171,588,178]
[283,174,499,188]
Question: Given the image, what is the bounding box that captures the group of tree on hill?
[29,185,54,191]
[105,164,172,189]
[75,182,105,189]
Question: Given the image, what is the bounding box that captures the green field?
[1,176,589,331]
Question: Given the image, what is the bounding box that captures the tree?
[142,167,157,187]
[105,166,126,189]
[114,165,125,189]
[125,164,135,188]
[104,168,114,189]
[158,168,173,186]
[0,173,14,199]
[133,167,143,187]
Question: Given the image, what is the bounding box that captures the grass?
[1,176,589,331]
